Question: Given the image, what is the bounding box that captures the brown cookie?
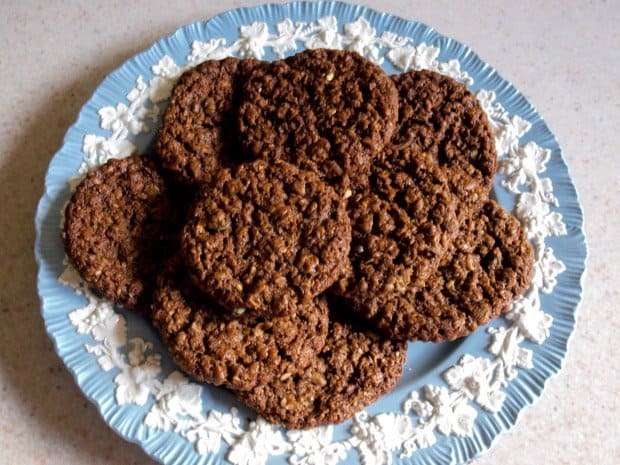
[389,70,497,193]
[62,155,174,313]
[151,259,329,391]
[364,200,534,342]
[331,154,461,314]
[182,159,351,317]
[154,58,258,186]
[238,49,399,189]
[236,310,406,429]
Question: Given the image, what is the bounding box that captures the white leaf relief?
[488,327,535,377]
[68,295,126,347]
[272,19,302,58]
[537,246,566,293]
[504,293,553,344]
[351,412,414,465]
[444,355,506,412]
[82,134,136,171]
[239,22,271,59]
[288,426,350,465]
[304,16,343,49]
[419,386,477,437]
[188,38,231,64]
[343,17,382,64]
[228,417,290,465]
[114,338,161,405]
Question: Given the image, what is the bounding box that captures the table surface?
[0,1,618,464]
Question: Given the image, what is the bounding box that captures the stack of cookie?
[62,49,534,429]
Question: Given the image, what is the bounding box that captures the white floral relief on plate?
[60,16,566,465]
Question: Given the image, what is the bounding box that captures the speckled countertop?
[0,1,617,464]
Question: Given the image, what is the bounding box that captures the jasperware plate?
[34,2,587,465]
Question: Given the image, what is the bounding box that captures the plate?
[34,2,587,465]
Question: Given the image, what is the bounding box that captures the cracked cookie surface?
[151,259,329,391]
[62,155,174,313]
[236,308,406,429]
[388,70,497,193]
[364,200,534,342]
[155,58,258,186]
[182,159,351,317]
[238,49,399,189]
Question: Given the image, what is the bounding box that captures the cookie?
[151,259,329,391]
[365,200,534,342]
[236,311,406,429]
[182,159,351,317]
[331,154,461,314]
[62,155,174,312]
[388,70,497,193]
[238,49,399,189]
[154,58,258,186]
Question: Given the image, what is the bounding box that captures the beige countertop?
[0,0,617,464]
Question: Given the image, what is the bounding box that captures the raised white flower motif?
[126,75,148,102]
[114,338,161,405]
[188,38,230,64]
[149,76,177,103]
[95,75,157,139]
[500,141,551,192]
[516,192,567,239]
[400,423,436,457]
[350,412,413,465]
[305,16,342,49]
[504,294,553,344]
[436,59,472,84]
[422,386,477,437]
[444,355,505,412]
[186,420,223,455]
[239,22,270,59]
[536,246,566,293]
[227,417,290,465]
[379,31,409,49]
[488,326,535,379]
[288,426,349,465]
[272,19,301,57]
[494,114,531,156]
[540,176,559,205]
[85,341,117,371]
[82,134,136,169]
[99,103,145,136]
[144,371,202,431]
[68,295,126,346]
[386,43,439,72]
[148,55,183,102]
[152,55,180,78]
[402,390,433,418]
[186,409,244,455]
[343,17,381,63]
[477,89,497,116]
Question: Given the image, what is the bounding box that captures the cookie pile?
[62,49,534,429]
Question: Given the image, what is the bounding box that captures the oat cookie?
[182,159,351,317]
[389,70,497,193]
[151,260,329,391]
[155,58,258,186]
[238,49,399,189]
[331,154,460,313]
[236,311,406,429]
[366,200,534,342]
[62,155,174,313]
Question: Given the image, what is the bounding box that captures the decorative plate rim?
[34,2,588,465]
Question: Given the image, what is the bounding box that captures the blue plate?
[34,2,587,465]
